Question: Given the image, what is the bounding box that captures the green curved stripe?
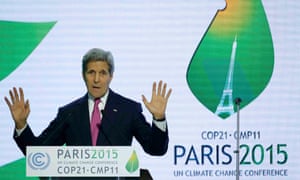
[0,20,56,81]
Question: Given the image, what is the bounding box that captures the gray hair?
[82,48,114,75]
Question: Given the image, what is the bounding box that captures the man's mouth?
[93,86,100,89]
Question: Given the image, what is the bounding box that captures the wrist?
[15,122,26,130]
[153,116,166,121]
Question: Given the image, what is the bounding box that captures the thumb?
[25,99,31,114]
[141,95,150,108]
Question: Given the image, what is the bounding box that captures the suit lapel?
[97,90,120,145]
[103,90,120,125]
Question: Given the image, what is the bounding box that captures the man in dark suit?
[4,48,172,179]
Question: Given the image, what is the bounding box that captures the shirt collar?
[88,89,109,109]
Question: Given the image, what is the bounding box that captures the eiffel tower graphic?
[215,35,238,117]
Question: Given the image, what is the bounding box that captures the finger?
[157,80,162,95]
[19,87,25,102]
[141,95,146,102]
[161,83,167,97]
[4,97,12,109]
[141,95,150,107]
[25,99,30,113]
[152,82,157,96]
[166,88,172,100]
[13,87,20,102]
[9,89,15,103]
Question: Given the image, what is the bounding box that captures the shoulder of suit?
[59,94,87,111]
[110,90,140,106]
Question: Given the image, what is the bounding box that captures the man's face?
[83,60,113,98]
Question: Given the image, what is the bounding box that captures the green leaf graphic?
[125,150,139,173]
[0,158,38,180]
[0,20,56,81]
[186,0,274,119]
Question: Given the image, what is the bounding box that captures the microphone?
[234,97,242,105]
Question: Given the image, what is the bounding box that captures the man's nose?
[94,73,100,82]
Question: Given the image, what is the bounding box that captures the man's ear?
[82,72,86,82]
[109,73,113,83]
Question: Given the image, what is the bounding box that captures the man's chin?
[89,91,104,98]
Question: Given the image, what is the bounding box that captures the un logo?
[28,152,50,170]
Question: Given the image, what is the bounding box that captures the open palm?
[4,87,30,129]
[142,81,172,120]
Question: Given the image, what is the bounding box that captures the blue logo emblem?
[28,152,50,170]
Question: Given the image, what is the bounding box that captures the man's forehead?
[87,61,108,66]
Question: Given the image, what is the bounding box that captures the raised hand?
[142,80,172,120]
[4,87,30,129]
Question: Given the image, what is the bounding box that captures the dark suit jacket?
[14,89,168,179]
